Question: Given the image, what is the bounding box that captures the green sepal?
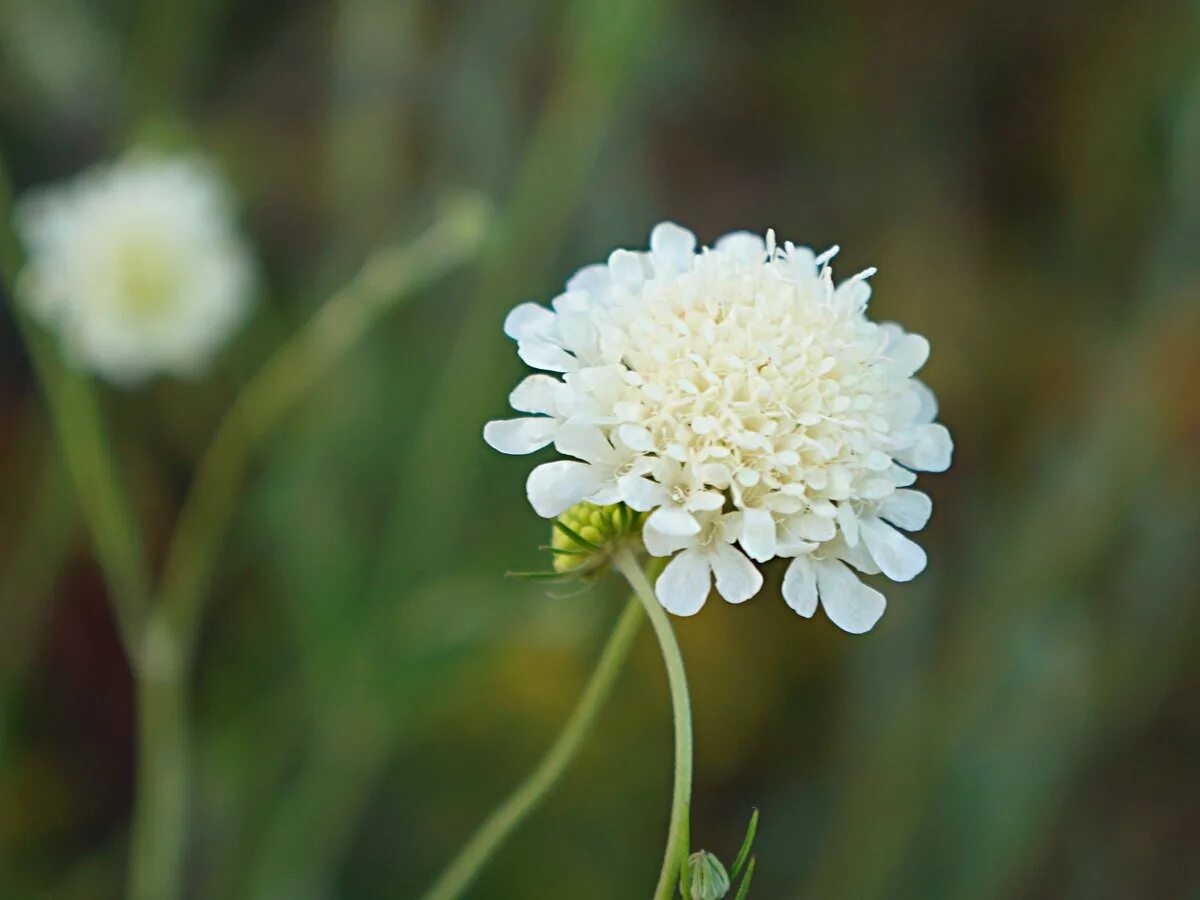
[730,808,758,880]
[551,518,603,550]
[505,570,570,581]
[732,857,755,900]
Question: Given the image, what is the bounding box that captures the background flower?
[16,153,254,384]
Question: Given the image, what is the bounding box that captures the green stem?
[420,595,645,900]
[246,1,675,886]
[614,548,693,900]
[0,158,149,657]
[125,196,488,900]
[128,613,187,900]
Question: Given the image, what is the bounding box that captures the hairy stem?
[614,548,693,900]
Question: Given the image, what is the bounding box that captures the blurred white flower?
[15,152,255,384]
[485,222,952,630]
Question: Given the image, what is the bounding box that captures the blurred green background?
[2,0,1200,898]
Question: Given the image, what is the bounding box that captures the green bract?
[550,502,644,574]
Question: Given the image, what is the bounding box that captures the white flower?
[623,456,725,538]
[485,222,952,630]
[15,152,255,384]
[525,423,652,518]
[644,511,762,616]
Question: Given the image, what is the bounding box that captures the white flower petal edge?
[814,558,887,634]
[657,551,713,616]
[16,152,255,385]
[649,512,762,614]
[485,222,952,632]
[526,461,608,518]
[483,418,557,455]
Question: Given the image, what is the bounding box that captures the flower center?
[115,236,177,319]
[607,258,902,506]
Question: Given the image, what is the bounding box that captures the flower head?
[485,222,952,631]
[16,151,255,384]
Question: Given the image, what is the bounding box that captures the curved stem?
[123,197,488,900]
[420,595,644,900]
[614,548,693,900]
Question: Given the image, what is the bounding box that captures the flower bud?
[549,501,645,575]
[687,850,731,900]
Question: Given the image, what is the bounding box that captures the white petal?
[783,244,817,283]
[835,539,881,575]
[864,450,893,472]
[779,538,816,558]
[815,560,886,634]
[715,230,766,263]
[509,374,562,415]
[912,380,939,424]
[709,543,762,604]
[554,423,616,465]
[836,502,860,547]
[517,340,575,373]
[646,506,702,537]
[483,417,557,455]
[895,423,953,472]
[526,461,606,518]
[643,521,695,557]
[696,463,732,488]
[618,474,670,511]
[556,309,598,355]
[589,482,621,505]
[860,517,927,582]
[716,510,744,543]
[738,507,777,563]
[550,290,589,314]
[608,249,645,289]
[655,550,711,616]
[834,275,873,311]
[503,302,554,340]
[888,332,930,377]
[782,556,818,617]
[795,512,836,542]
[565,263,610,298]
[617,423,655,452]
[686,490,726,512]
[574,364,625,400]
[649,222,696,272]
[878,490,932,532]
